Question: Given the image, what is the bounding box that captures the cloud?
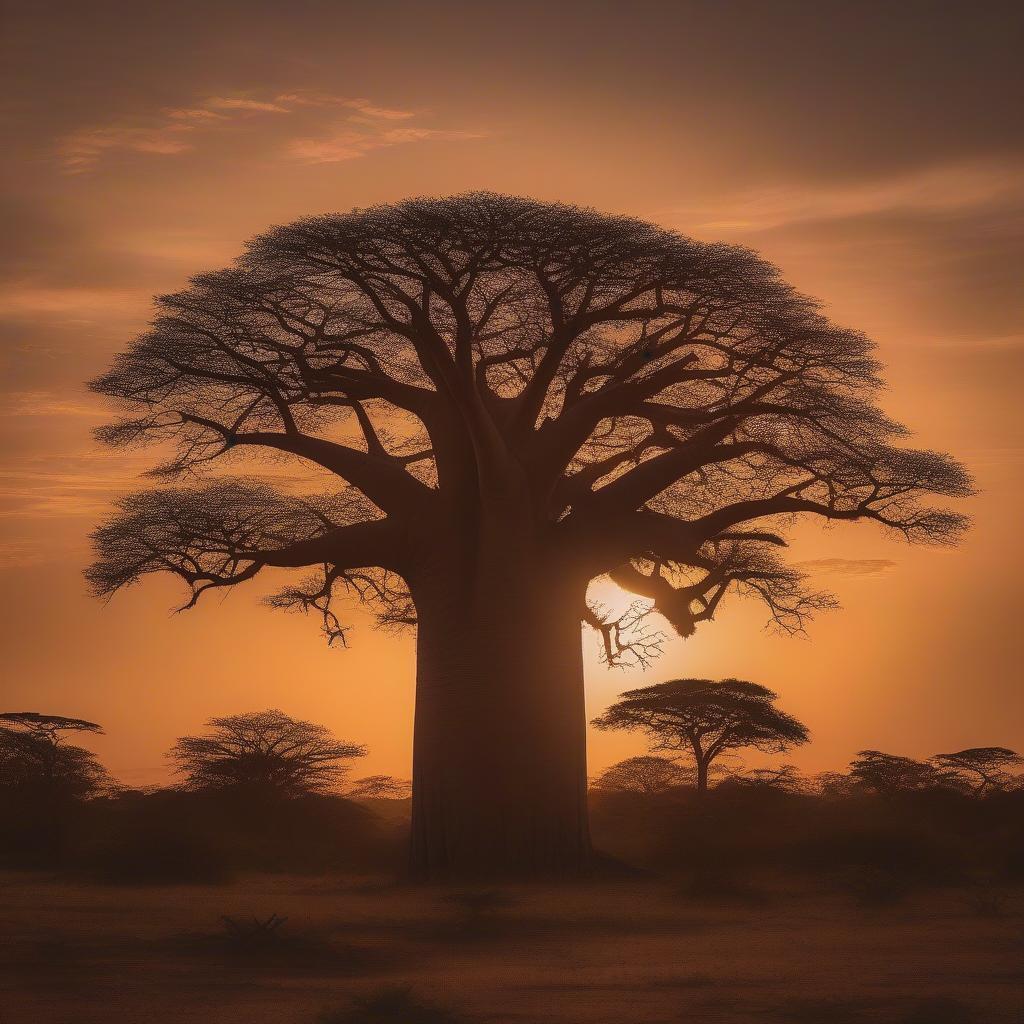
[164,107,228,123]
[287,126,486,165]
[57,93,297,171]
[0,539,62,569]
[57,90,478,173]
[275,92,416,121]
[0,285,144,321]
[795,558,898,579]
[0,452,148,519]
[345,99,417,121]
[0,392,105,418]
[58,122,196,173]
[673,160,1024,234]
[206,96,290,113]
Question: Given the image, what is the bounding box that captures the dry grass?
[0,872,1020,1023]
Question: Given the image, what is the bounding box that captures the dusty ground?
[0,872,1021,1023]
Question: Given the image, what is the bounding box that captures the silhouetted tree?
[0,712,103,742]
[593,679,809,792]
[348,774,412,799]
[169,709,365,796]
[0,712,108,798]
[930,747,1023,798]
[87,194,971,877]
[847,750,943,797]
[728,763,808,793]
[811,771,857,799]
[591,755,690,794]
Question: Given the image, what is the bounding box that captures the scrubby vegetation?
[1,705,1021,893]
[0,706,1021,1023]
[589,763,1024,891]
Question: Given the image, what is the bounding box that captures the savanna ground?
[1,871,1021,1024]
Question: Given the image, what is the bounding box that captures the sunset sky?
[1,1,1022,787]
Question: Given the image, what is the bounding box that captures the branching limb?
[582,599,666,669]
[267,564,416,645]
[87,481,403,615]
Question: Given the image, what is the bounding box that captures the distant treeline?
[1,704,1021,889]
[0,709,409,881]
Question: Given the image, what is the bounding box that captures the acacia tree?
[591,755,690,794]
[592,679,810,792]
[169,709,365,796]
[728,764,808,793]
[930,747,1023,798]
[847,750,942,797]
[348,774,413,799]
[0,712,108,797]
[88,194,970,877]
[0,712,104,744]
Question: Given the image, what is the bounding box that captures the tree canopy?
[87,192,971,655]
[930,747,1023,797]
[168,709,365,796]
[0,713,108,798]
[0,712,103,743]
[84,193,972,877]
[847,750,943,797]
[347,774,413,800]
[590,755,690,794]
[592,678,809,791]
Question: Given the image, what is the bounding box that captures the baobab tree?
[88,193,971,878]
[592,679,809,792]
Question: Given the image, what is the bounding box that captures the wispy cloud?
[796,558,898,578]
[0,284,144,321]
[207,96,291,113]
[57,89,482,173]
[275,93,416,121]
[287,126,486,165]
[59,123,196,173]
[0,451,150,519]
[0,392,105,418]
[0,539,66,569]
[672,160,1024,234]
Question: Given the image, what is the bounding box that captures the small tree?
[813,771,858,800]
[591,755,690,794]
[169,709,365,796]
[592,679,809,792]
[0,712,103,743]
[847,750,942,797]
[930,747,1023,798]
[728,764,808,794]
[0,712,108,798]
[348,774,412,799]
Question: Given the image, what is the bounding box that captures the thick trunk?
[408,554,592,880]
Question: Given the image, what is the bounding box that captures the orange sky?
[1,1,1022,787]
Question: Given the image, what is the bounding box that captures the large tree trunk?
[408,548,593,880]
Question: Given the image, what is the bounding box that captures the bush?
[3,785,404,881]
[319,985,472,1024]
[107,788,395,875]
[589,780,1018,887]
